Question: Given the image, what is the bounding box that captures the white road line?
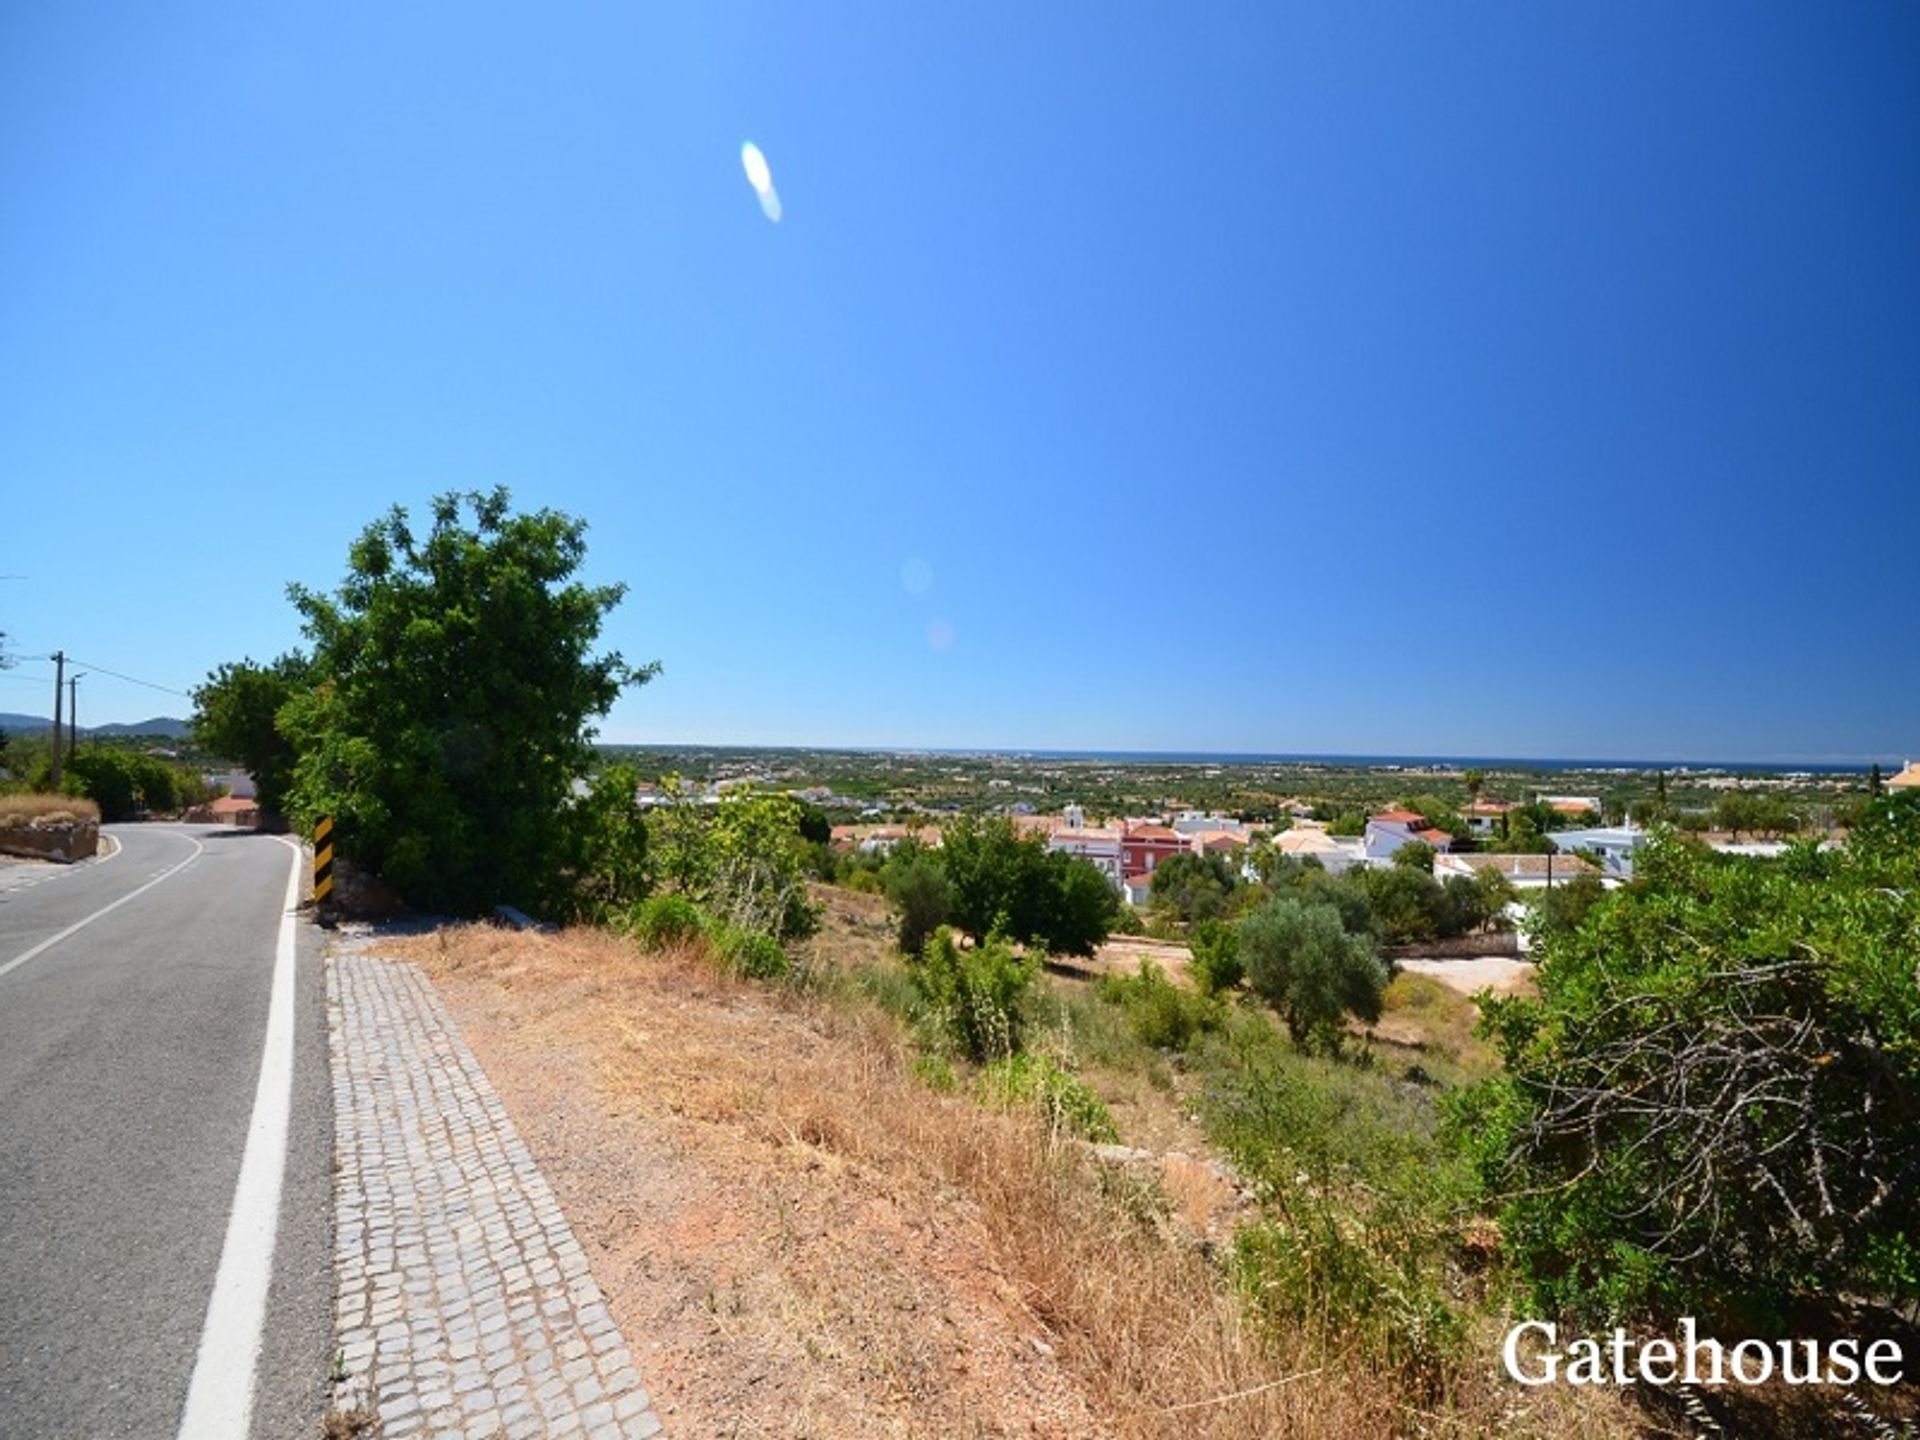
[175,835,303,1440]
[0,833,204,982]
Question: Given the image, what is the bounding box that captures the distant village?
[809,762,1920,905]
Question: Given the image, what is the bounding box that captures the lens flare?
[741,141,772,193]
[740,140,782,222]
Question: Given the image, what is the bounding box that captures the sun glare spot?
[740,141,782,222]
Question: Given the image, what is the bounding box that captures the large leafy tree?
[1148,850,1239,923]
[1237,895,1388,1052]
[939,815,1114,956]
[1467,807,1920,1326]
[191,653,312,818]
[280,489,654,914]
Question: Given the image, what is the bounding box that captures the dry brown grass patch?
[384,922,1638,1440]
[0,793,101,826]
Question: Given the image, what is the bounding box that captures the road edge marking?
[175,835,304,1440]
[0,832,204,982]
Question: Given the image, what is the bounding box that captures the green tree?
[279,489,654,914]
[1502,807,1556,854]
[1469,863,1516,931]
[1188,918,1244,994]
[1469,813,1920,1325]
[1390,839,1436,872]
[191,653,312,819]
[65,747,185,821]
[1237,896,1388,1053]
[559,764,651,920]
[1357,864,1446,945]
[1148,849,1238,923]
[1534,870,1606,937]
[939,815,1112,956]
[883,839,952,957]
[1463,768,1486,802]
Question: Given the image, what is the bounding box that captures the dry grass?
[1362,971,1503,1078]
[389,922,1642,1440]
[0,793,100,826]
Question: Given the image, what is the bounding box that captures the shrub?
[910,927,1038,1063]
[706,920,790,980]
[1237,897,1388,1053]
[882,840,951,956]
[628,893,705,950]
[652,790,822,943]
[1470,814,1920,1326]
[978,1053,1120,1142]
[1203,1022,1472,1388]
[65,747,187,821]
[1187,918,1243,994]
[842,867,883,895]
[1098,960,1220,1051]
[558,763,651,919]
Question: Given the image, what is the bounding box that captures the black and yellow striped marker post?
[313,816,335,910]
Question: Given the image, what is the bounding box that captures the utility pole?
[68,673,85,767]
[49,651,65,788]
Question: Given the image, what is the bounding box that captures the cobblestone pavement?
[329,951,665,1439]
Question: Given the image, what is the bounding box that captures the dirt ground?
[383,919,1640,1440]
[393,925,1105,1439]
[1395,955,1538,998]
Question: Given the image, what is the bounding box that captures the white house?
[1363,810,1455,863]
[1048,826,1125,885]
[1548,823,1645,879]
[1433,851,1603,890]
[1270,826,1365,876]
[1462,799,1514,837]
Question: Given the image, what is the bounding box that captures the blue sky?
[3,3,1917,763]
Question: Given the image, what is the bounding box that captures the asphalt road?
[0,823,333,1440]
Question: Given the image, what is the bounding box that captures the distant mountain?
[91,716,193,738]
[0,713,192,738]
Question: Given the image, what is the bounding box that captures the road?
[0,823,333,1440]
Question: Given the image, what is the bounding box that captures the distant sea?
[906,748,1884,776]
[619,740,1885,776]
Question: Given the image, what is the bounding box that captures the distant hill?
[90,716,193,738]
[0,713,192,738]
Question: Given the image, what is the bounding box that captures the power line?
[63,657,193,699]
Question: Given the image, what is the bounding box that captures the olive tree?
[1237,896,1389,1053]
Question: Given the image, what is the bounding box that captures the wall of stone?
[0,819,101,863]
